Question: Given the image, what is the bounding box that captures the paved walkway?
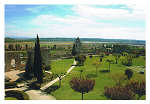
[127,66,145,73]
[25,90,56,100]
[40,60,76,90]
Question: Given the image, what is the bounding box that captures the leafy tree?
[126,80,145,99]
[25,44,28,50]
[79,69,83,78]
[113,53,121,64]
[53,45,56,50]
[106,59,114,72]
[33,34,43,84]
[55,72,66,88]
[70,77,95,100]
[92,61,101,76]
[75,55,86,66]
[120,55,133,66]
[113,44,130,53]
[104,86,135,100]
[99,53,104,62]
[15,44,21,51]
[125,69,133,80]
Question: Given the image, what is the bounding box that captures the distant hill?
[5,37,145,45]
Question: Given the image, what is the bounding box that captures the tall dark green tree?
[71,37,81,56]
[72,44,76,56]
[33,34,43,83]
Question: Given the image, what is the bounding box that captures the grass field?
[50,58,74,74]
[47,55,145,100]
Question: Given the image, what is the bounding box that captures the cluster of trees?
[104,80,145,100]
[6,44,29,51]
[120,53,133,66]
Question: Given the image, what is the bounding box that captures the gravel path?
[25,90,56,100]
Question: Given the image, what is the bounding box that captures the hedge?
[5,90,29,100]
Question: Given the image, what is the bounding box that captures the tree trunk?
[81,92,84,100]
[96,67,98,76]
[59,78,61,88]
[109,62,110,71]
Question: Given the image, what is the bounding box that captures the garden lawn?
[47,56,145,100]
[5,97,18,100]
[50,58,74,74]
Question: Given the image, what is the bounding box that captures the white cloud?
[72,5,145,21]
[25,6,48,13]
[28,13,145,40]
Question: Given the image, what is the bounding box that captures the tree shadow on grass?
[86,74,97,78]
[43,85,59,94]
[99,69,110,73]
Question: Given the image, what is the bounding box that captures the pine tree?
[33,34,43,83]
[72,44,76,56]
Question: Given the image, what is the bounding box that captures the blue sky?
[5,4,145,40]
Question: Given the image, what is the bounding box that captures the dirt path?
[25,90,56,100]
[40,60,77,90]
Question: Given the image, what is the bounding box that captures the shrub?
[99,69,110,73]
[120,56,132,66]
[126,80,145,98]
[45,65,51,71]
[44,85,59,94]
[99,57,103,62]
[104,86,135,100]
[125,69,133,80]
[89,55,93,58]
[29,82,41,90]
[5,90,29,100]
[75,55,86,66]
[70,77,95,100]
[5,82,17,89]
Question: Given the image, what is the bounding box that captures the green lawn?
[5,97,18,100]
[50,58,74,74]
[45,55,145,100]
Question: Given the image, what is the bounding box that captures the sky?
[5,3,145,40]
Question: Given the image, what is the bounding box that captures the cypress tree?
[33,34,43,83]
[71,37,81,56]
[72,44,76,56]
